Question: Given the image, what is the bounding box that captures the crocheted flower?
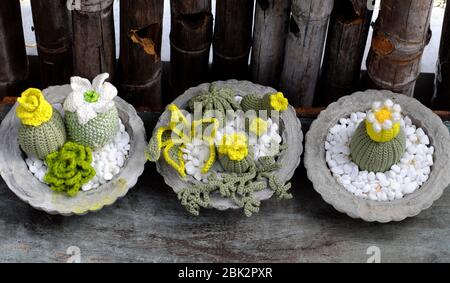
[16,88,53,126]
[268,92,288,112]
[249,117,269,137]
[218,133,249,161]
[366,99,402,142]
[44,142,96,197]
[63,73,117,125]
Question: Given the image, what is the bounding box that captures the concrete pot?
[305,90,450,222]
[0,85,147,216]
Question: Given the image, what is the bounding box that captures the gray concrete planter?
[0,85,147,216]
[305,90,450,222]
[155,80,303,210]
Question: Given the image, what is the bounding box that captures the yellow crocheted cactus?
[218,133,249,161]
[268,92,289,112]
[16,88,53,127]
[365,99,402,142]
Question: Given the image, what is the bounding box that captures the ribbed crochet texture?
[18,108,67,159]
[65,105,119,149]
[188,84,241,119]
[219,151,254,174]
[350,122,406,173]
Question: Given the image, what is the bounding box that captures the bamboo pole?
[366,0,433,96]
[72,0,116,81]
[433,3,450,110]
[118,0,164,110]
[170,0,213,96]
[279,0,334,107]
[251,0,291,88]
[318,0,373,105]
[0,0,28,98]
[30,0,72,87]
[212,0,254,80]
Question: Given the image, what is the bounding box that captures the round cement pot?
[305,90,450,223]
[0,85,147,216]
[155,80,303,210]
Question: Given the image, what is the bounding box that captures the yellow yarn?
[269,92,288,112]
[163,141,186,177]
[218,133,249,161]
[249,118,268,137]
[365,119,401,142]
[375,107,392,123]
[16,88,53,126]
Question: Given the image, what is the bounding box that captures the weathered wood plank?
[30,0,73,87]
[433,2,450,110]
[170,0,213,96]
[212,0,255,80]
[0,0,28,99]
[251,0,291,88]
[279,0,334,107]
[72,0,116,81]
[318,0,373,105]
[366,0,433,96]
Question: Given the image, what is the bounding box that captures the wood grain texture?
[169,0,213,96]
[72,0,116,81]
[212,0,255,80]
[118,0,164,110]
[30,0,73,87]
[0,0,28,99]
[318,0,373,105]
[433,3,450,110]
[366,0,433,96]
[251,0,291,88]
[279,0,334,107]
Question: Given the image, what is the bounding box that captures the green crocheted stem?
[44,142,96,197]
[65,106,119,149]
[219,151,254,174]
[350,121,406,173]
[18,107,67,159]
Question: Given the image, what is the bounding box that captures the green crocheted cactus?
[241,94,263,112]
[219,151,254,174]
[65,106,119,149]
[44,142,96,197]
[350,122,406,173]
[18,108,67,159]
[241,92,289,113]
[188,83,241,119]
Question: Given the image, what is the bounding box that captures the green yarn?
[241,94,264,112]
[44,142,96,197]
[18,107,67,159]
[218,151,254,174]
[350,122,406,173]
[65,106,119,149]
[83,90,100,103]
[188,83,241,119]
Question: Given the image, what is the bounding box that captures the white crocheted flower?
[64,73,117,125]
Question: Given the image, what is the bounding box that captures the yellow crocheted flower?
[269,92,288,112]
[249,117,268,137]
[16,88,53,127]
[366,99,402,142]
[218,133,249,161]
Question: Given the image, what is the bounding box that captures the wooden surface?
[1,111,450,262]
[433,3,450,110]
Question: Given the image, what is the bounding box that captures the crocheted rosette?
[44,142,96,197]
[64,73,119,149]
[350,100,406,172]
[241,92,289,114]
[218,133,253,173]
[16,88,66,159]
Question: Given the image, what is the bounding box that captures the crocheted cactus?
[65,106,119,149]
[217,133,254,173]
[350,99,406,173]
[16,88,66,159]
[241,92,289,113]
[44,142,96,197]
[188,83,241,119]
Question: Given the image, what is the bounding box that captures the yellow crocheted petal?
[270,92,289,112]
[163,141,186,178]
[16,88,53,126]
[218,133,249,161]
[201,139,216,174]
[249,118,269,137]
[167,104,189,129]
[366,120,400,142]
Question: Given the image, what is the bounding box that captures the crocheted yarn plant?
[217,133,254,173]
[63,73,119,149]
[16,88,66,159]
[44,142,96,197]
[241,92,289,113]
[350,100,406,173]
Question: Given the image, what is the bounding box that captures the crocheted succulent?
[350,100,406,173]
[218,133,254,173]
[16,88,66,159]
[44,142,96,197]
[241,92,289,113]
[188,83,241,120]
[64,73,119,149]
[146,104,218,177]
